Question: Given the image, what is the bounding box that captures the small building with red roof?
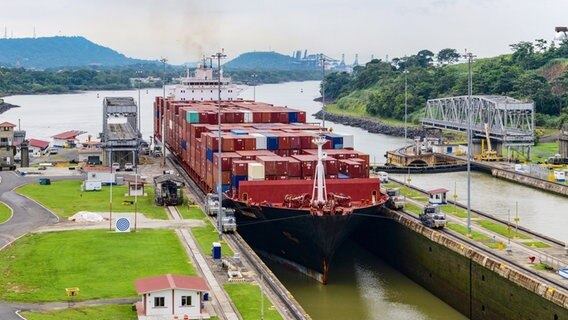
[427,188,449,205]
[51,130,86,148]
[28,139,50,154]
[134,274,209,319]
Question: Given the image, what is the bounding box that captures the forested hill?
[225,51,316,71]
[324,41,568,128]
[0,36,149,69]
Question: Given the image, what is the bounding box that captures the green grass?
[0,201,12,224]
[529,142,559,163]
[179,205,206,220]
[477,220,530,239]
[191,220,234,257]
[0,229,194,302]
[21,305,137,320]
[442,205,468,219]
[325,103,417,127]
[404,203,422,216]
[17,180,168,219]
[447,224,499,249]
[224,283,283,320]
[522,241,551,248]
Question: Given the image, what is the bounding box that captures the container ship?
[154,65,389,284]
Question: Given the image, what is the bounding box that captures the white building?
[134,274,209,320]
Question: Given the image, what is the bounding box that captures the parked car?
[49,147,59,155]
[111,162,120,171]
[124,162,134,171]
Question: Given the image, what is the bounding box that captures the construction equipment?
[384,188,405,209]
[475,123,502,161]
[205,193,220,216]
[153,174,184,206]
[221,208,237,233]
[419,205,446,229]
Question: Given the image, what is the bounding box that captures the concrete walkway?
[168,207,240,320]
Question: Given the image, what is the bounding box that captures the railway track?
[395,207,568,291]
[166,155,309,320]
[390,176,566,247]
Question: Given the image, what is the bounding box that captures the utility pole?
[321,54,326,128]
[160,57,167,168]
[403,70,409,145]
[465,51,475,237]
[212,50,227,241]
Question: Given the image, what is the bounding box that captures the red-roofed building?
[134,274,209,319]
[427,188,449,205]
[28,139,50,154]
[51,130,86,148]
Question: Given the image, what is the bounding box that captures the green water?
[266,240,467,320]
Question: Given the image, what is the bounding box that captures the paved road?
[0,172,61,249]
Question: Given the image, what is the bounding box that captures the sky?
[4,0,568,64]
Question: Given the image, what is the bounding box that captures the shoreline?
[313,110,428,138]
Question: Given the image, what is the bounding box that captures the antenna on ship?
[320,54,326,129]
[311,134,328,206]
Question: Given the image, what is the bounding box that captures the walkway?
[167,207,240,320]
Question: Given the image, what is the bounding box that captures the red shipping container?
[253,112,262,123]
[232,160,256,176]
[213,152,241,171]
[297,112,306,123]
[274,149,290,157]
[236,150,276,160]
[234,112,244,123]
[213,170,232,185]
[257,156,289,176]
[288,159,301,177]
[234,137,245,151]
[279,112,289,123]
[199,112,208,123]
[261,112,271,123]
[221,136,235,152]
[288,135,301,149]
[277,134,290,150]
[207,112,218,124]
[243,137,256,150]
[290,149,301,156]
[225,112,235,123]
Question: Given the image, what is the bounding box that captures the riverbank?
[313,110,428,138]
[0,101,20,115]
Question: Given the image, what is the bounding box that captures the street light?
[212,50,227,241]
[136,69,142,135]
[321,54,326,128]
[251,73,257,101]
[465,51,476,237]
[403,70,409,145]
[160,57,167,168]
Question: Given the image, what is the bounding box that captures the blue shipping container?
[206,148,214,162]
[334,143,343,149]
[230,129,248,135]
[231,175,248,189]
[289,112,298,123]
[222,184,231,193]
[181,140,187,150]
[263,133,279,150]
[338,173,350,179]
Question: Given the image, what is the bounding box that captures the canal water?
[4,80,567,319]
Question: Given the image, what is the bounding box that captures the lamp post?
[251,73,257,101]
[212,50,227,241]
[134,149,139,231]
[136,69,142,135]
[403,70,409,145]
[160,57,167,168]
[321,54,326,128]
[109,150,113,231]
[465,51,475,237]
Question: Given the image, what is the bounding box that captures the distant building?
[28,138,50,155]
[130,77,161,88]
[51,130,86,148]
[134,274,209,320]
[0,122,16,170]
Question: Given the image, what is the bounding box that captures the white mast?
[311,134,327,205]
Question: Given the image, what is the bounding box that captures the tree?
[416,50,435,68]
[437,48,461,66]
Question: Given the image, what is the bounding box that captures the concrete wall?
[354,209,568,319]
[492,168,568,197]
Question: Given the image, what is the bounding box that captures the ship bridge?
[421,95,534,159]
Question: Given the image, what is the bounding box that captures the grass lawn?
[0,201,12,224]
[447,224,499,249]
[521,241,551,248]
[442,205,468,219]
[179,205,206,220]
[0,229,194,302]
[404,203,422,216]
[191,221,234,257]
[224,283,283,320]
[529,142,558,163]
[17,180,168,219]
[477,220,530,239]
[22,305,136,320]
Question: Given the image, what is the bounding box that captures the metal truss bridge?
[422,95,534,147]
